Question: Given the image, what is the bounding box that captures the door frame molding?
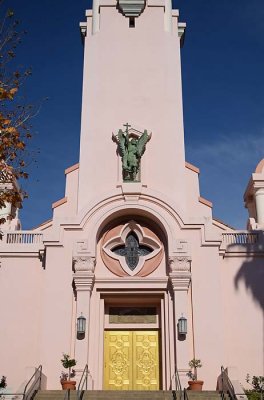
[88,290,176,390]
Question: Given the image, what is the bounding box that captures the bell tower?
[77,0,186,213]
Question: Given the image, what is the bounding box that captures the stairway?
[34,390,229,400]
[183,392,229,399]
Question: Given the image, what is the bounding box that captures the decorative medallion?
[138,350,156,375]
[101,221,163,277]
[111,351,128,376]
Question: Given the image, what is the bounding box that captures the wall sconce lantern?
[77,313,86,338]
[178,315,187,335]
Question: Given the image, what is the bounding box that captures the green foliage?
[61,354,76,370]
[0,376,6,389]
[60,354,76,382]
[245,374,264,400]
[245,391,262,400]
[246,374,264,392]
[187,359,202,381]
[0,376,7,399]
[189,359,202,370]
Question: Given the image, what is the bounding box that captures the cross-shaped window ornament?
[112,231,153,271]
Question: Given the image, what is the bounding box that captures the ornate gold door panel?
[133,331,159,390]
[104,331,133,390]
[104,331,159,390]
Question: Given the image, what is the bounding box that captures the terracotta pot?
[61,380,76,390]
[188,380,204,391]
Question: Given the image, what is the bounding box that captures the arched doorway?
[88,216,173,390]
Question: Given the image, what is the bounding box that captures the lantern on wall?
[77,314,86,336]
[178,315,187,335]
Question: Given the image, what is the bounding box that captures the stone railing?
[220,230,264,255]
[222,231,259,245]
[2,231,43,245]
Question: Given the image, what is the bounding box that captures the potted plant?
[187,358,204,391]
[60,353,77,390]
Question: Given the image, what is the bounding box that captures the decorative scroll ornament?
[111,351,128,376]
[169,256,191,291]
[138,350,156,375]
[72,256,95,293]
[169,256,191,273]
[112,123,151,182]
[73,256,95,273]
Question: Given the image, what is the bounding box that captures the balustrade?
[3,231,43,245]
[222,231,259,245]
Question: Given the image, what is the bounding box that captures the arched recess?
[79,195,184,258]
[99,217,165,277]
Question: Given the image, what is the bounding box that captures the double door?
[104,330,160,390]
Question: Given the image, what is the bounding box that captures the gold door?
[104,331,159,390]
[104,331,133,390]
[133,331,160,390]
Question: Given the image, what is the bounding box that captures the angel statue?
[112,124,151,181]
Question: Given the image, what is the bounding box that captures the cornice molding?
[73,273,94,292]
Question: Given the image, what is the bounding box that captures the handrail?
[172,367,183,400]
[63,389,70,400]
[220,366,236,400]
[77,364,88,400]
[77,365,93,399]
[61,366,92,400]
[183,388,189,400]
[1,365,42,399]
[23,365,42,399]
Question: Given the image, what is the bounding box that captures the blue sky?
[6,0,264,229]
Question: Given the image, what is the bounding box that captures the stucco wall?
[0,257,43,392]
[220,255,264,382]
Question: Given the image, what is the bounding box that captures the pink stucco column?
[73,256,95,380]
[255,188,264,225]
[169,256,192,388]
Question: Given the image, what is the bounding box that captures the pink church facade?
[0,0,263,396]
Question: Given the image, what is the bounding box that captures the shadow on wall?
[231,245,264,311]
[229,241,264,375]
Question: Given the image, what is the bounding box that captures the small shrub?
[245,391,262,400]
[187,359,202,381]
[0,377,6,389]
[0,376,7,399]
[245,374,264,400]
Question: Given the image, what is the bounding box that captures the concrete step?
[35,391,77,400]
[35,390,225,400]
[183,392,229,400]
[185,391,223,396]
[35,390,173,400]
[82,391,173,400]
